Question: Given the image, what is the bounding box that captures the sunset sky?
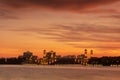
[0,0,120,57]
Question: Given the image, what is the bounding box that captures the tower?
[84,49,87,55]
[90,50,93,57]
[43,50,46,57]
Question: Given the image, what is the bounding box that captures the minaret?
[90,50,93,58]
[83,49,88,65]
[84,49,87,55]
[43,50,46,57]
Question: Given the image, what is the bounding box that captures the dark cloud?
[0,0,119,19]
[0,0,119,11]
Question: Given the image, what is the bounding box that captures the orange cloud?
[5,23,120,46]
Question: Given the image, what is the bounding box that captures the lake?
[0,65,119,80]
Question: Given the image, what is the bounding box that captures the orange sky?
[0,0,120,57]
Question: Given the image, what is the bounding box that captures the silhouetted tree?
[0,58,5,64]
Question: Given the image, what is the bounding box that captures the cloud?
[68,43,120,49]
[0,0,119,19]
[84,9,120,14]
[55,24,120,42]
[0,0,119,12]
[55,24,120,33]
[0,26,5,29]
[2,23,120,49]
[0,0,119,49]
[102,14,120,19]
[7,23,120,43]
[0,8,20,19]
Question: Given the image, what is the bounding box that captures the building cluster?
[18,51,39,64]
[0,49,120,66]
[17,49,92,65]
[41,50,57,64]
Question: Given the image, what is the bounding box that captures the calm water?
[0,65,120,80]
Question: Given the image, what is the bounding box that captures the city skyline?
[0,0,120,57]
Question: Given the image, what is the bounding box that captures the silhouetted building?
[76,54,87,65]
[42,50,56,64]
[22,51,33,63]
[31,56,38,64]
